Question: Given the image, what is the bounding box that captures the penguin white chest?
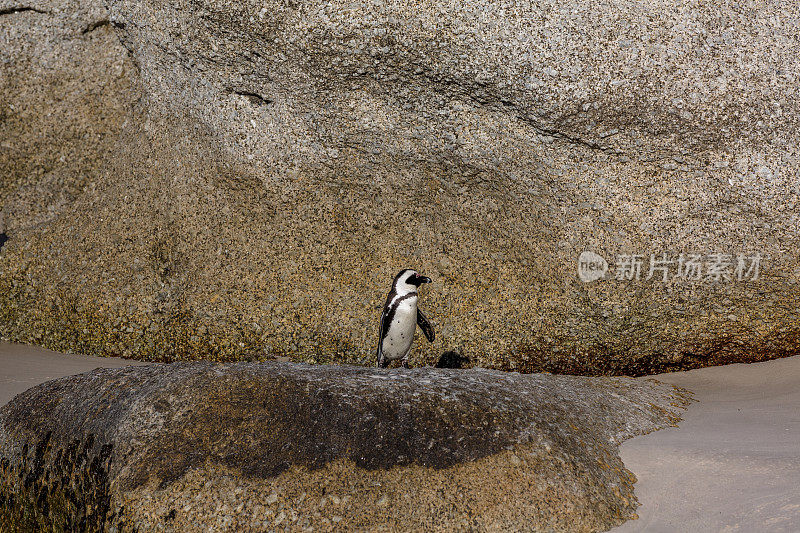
[383,298,417,360]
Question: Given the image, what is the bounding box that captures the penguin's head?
[393,269,431,294]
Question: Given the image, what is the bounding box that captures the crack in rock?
[0,6,48,16]
[81,19,125,34]
[228,88,273,106]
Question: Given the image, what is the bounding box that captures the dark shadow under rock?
[0,361,691,532]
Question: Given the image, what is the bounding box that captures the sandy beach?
[0,341,147,406]
[613,355,800,532]
[2,341,798,531]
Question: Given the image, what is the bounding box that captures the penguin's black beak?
[417,275,432,285]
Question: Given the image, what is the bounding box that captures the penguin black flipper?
[376,308,388,367]
[416,308,435,343]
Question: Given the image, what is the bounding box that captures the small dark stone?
[435,351,470,369]
[0,232,7,250]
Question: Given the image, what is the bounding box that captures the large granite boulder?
[1,0,799,373]
[0,362,690,531]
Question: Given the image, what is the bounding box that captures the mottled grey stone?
[0,362,690,531]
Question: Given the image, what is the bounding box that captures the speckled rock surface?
[0,362,691,531]
[1,0,799,373]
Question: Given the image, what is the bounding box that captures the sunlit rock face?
[1,0,799,373]
[0,362,690,531]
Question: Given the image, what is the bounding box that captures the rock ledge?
[0,362,691,531]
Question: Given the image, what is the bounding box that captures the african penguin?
[376,269,435,368]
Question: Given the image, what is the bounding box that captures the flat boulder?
[0,362,690,531]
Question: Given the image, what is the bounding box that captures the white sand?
[613,355,800,532]
[2,341,798,530]
[0,341,147,406]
